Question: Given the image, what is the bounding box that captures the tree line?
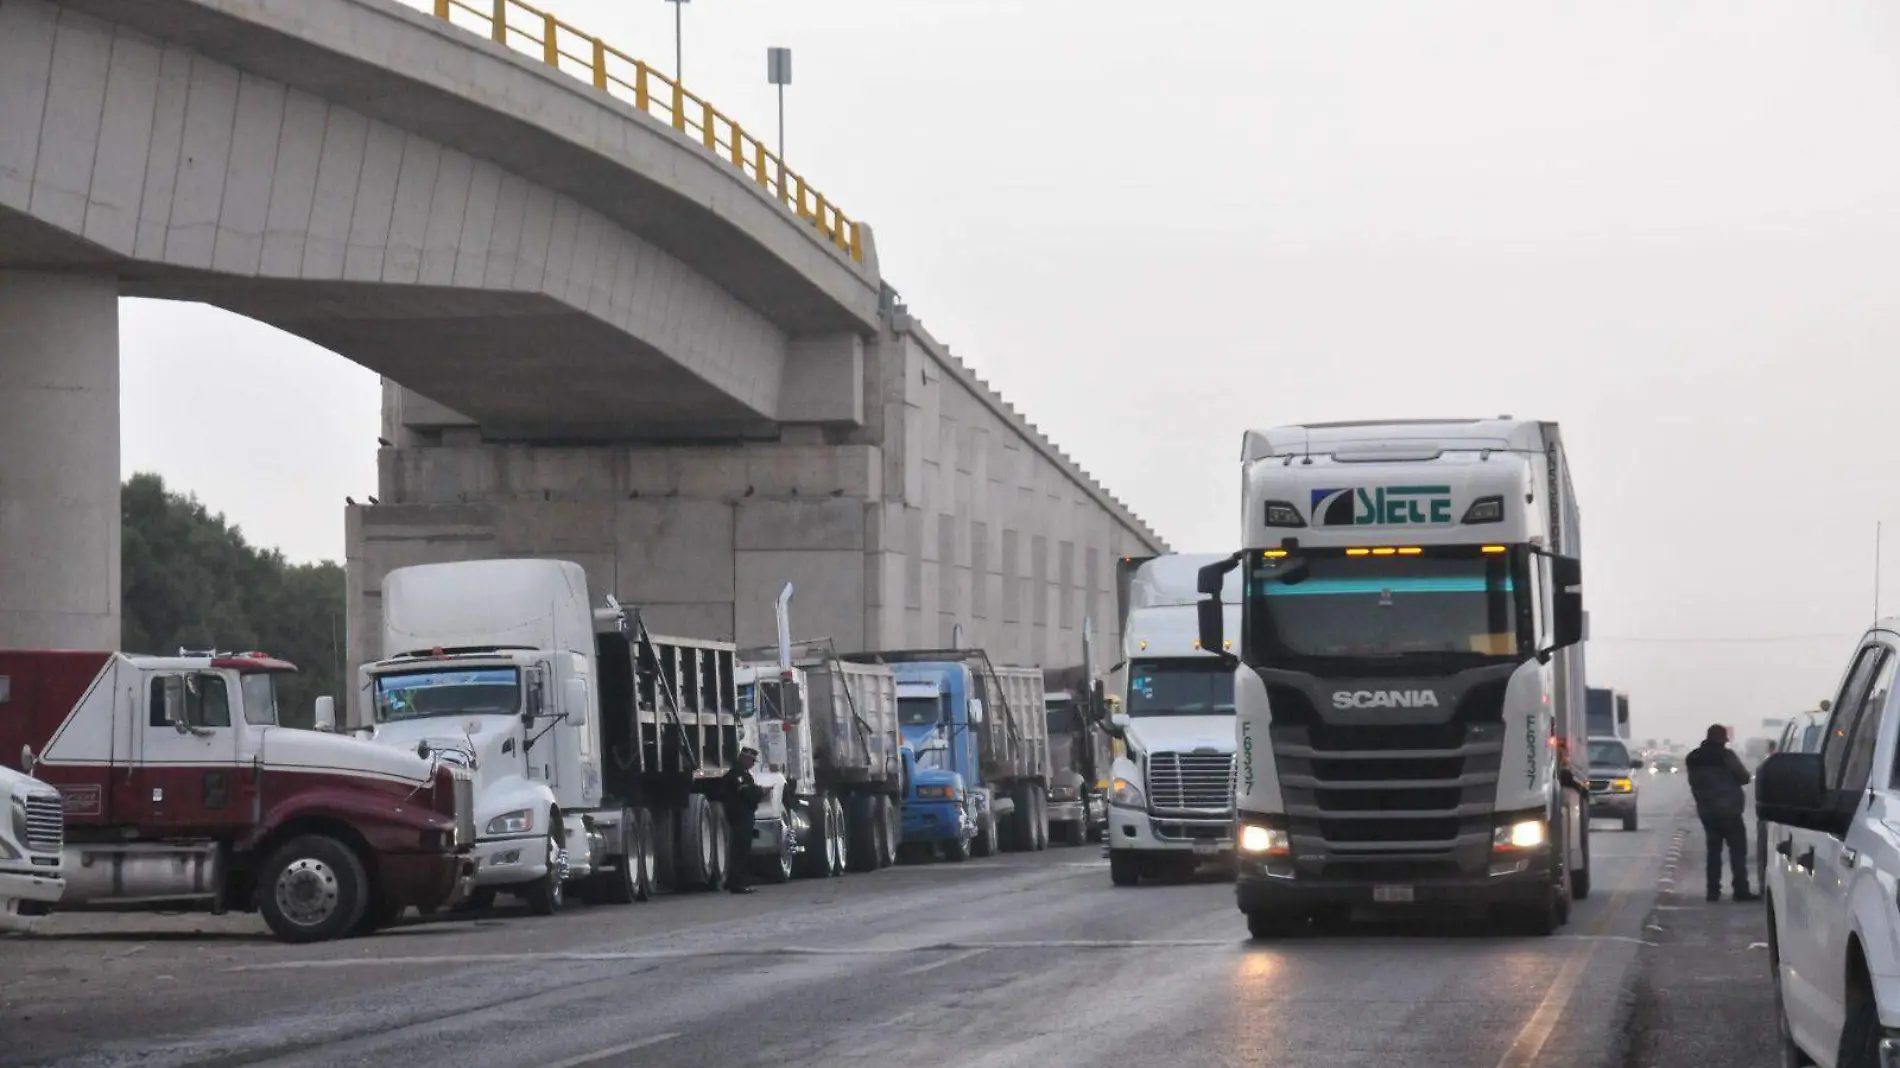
[122,473,345,728]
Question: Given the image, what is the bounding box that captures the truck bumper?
[0,868,65,932]
[1235,851,1551,912]
[903,800,967,843]
[380,849,476,910]
[465,834,550,890]
[1108,806,1234,857]
[1046,800,1085,825]
[1588,794,1637,820]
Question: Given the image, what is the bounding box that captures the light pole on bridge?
[766,46,792,160]
[664,0,688,82]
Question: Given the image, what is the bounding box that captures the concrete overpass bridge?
[0,0,1166,702]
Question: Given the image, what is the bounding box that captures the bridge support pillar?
[0,272,120,650]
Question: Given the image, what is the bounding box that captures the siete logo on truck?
[1331,690,1442,709]
[1309,486,1454,527]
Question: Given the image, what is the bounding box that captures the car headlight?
[1493,819,1547,850]
[915,785,961,800]
[1610,778,1633,793]
[1109,776,1146,808]
[486,809,535,835]
[1238,823,1289,855]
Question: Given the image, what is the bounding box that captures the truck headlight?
[1238,823,1289,855]
[486,809,535,835]
[1109,777,1146,808]
[1493,819,1547,850]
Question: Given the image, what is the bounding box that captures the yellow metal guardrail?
[423,0,863,263]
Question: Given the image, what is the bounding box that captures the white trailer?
[1202,418,1589,938]
[356,558,747,913]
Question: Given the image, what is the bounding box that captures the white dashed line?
[543,1032,679,1068]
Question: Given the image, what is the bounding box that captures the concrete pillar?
[0,272,120,649]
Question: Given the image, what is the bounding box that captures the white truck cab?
[0,763,64,932]
[1758,622,1900,1067]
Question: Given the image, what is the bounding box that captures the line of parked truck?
[0,556,1120,942]
[3,414,1621,948]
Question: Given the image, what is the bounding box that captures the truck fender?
[245,786,454,858]
[474,777,560,840]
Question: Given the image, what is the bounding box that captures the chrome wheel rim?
[275,857,340,927]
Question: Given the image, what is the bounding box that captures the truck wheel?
[943,831,971,862]
[972,809,998,858]
[259,835,370,944]
[879,795,901,868]
[1505,885,1563,937]
[524,831,567,916]
[674,795,718,891]
[760,819,796,884]
[1109,851,1141,887]
[846,794,880,872]
[1032,790,1048,851]
[827,795,849,876]
[601,808,641,905]
[634,808,657,901]
[795,793,832,879]
[1010,785,1037,851]
[1572,825,1592,900]
[1839,965,1881,1068]
[707,803,730,890]
[650,804,679,894]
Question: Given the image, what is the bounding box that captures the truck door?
[131,671,244,834]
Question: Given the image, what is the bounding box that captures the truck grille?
[452,771,476,849]
[1146,752,1234,813]
[23,793,63,856]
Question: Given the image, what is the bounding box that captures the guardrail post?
[753,143,769,188]
[635,62,650,113]
[701,101,717,151]
[730,126,745,168]
[671,81,686,131]
[491,0,507,43]
[592,39,607,89]
[849,224,862,263]
[433,0,449,19]
[543,12,558,67]
[814,193,830,239]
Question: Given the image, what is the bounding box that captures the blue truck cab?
[895,664,996,862]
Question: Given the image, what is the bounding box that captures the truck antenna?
[1877,521,1884,624]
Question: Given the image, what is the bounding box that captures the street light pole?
[767,46,792,160]
[666,0,689,81]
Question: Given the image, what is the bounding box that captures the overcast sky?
[122,0,1900,746]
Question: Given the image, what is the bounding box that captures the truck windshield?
[1127,660,1235,716]
[1243,548,1529,674]
[240,672,280,726]
[899,696,942,726]
[376,667,521,722]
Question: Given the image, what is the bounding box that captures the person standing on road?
[1686,724,1758,903]
[721,747,767,895]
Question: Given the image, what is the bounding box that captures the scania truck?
[1198,418,1589,937]
[1102,554,1243,886]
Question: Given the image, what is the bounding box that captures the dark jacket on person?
[1686,740,1751,819]
[719,764,766,821]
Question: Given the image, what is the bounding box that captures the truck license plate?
[1192,841,1222,856]
[1373,885,1414,904]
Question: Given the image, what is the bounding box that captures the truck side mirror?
[1546,554,1584,654]
[968,698,985,725]
[1755,752,1849,835]
[313,696,336,732]
[1109,712,1131,737]
[564,677,589,727]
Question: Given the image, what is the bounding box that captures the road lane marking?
[1492,830,1658,1068]
[543,1032,679,1068]
[900,947,990,975]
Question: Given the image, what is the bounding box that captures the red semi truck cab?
[0,650,475,942]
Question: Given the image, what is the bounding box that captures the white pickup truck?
[0,763,65,931]
[1757,619,1900,1067]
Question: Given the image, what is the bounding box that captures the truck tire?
[707,803,729,891]
[650,804,678,894]
[972,808,998,858]
[1109,850,1141,887]
[760,817,796,884]
[943,830,971,862]
[1031,789,1048,851]
[846,794,880,872]
[600,807,642,905]
[259,834,370,944]
[879,795,901,868]
[353,896,405,936]
[796,793,833,879]
[634,807,657,901]
[674,795,719,891]
[1010,784,1038,852]
[826,795,849,875]
[1572,828,1592,900]
[1839,965,1881,1068]
[524,830,567,916]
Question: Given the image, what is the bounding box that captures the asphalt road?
[2,773,1757,1068]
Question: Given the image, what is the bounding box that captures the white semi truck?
[1199,418,1590,937]
[734,585,903,881]
[1102,554,1243,886]
[355,558,748,913]
[0,763,64,932]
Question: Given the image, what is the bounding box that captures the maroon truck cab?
[0,650,474,942]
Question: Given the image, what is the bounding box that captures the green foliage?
[121,473,344,729]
